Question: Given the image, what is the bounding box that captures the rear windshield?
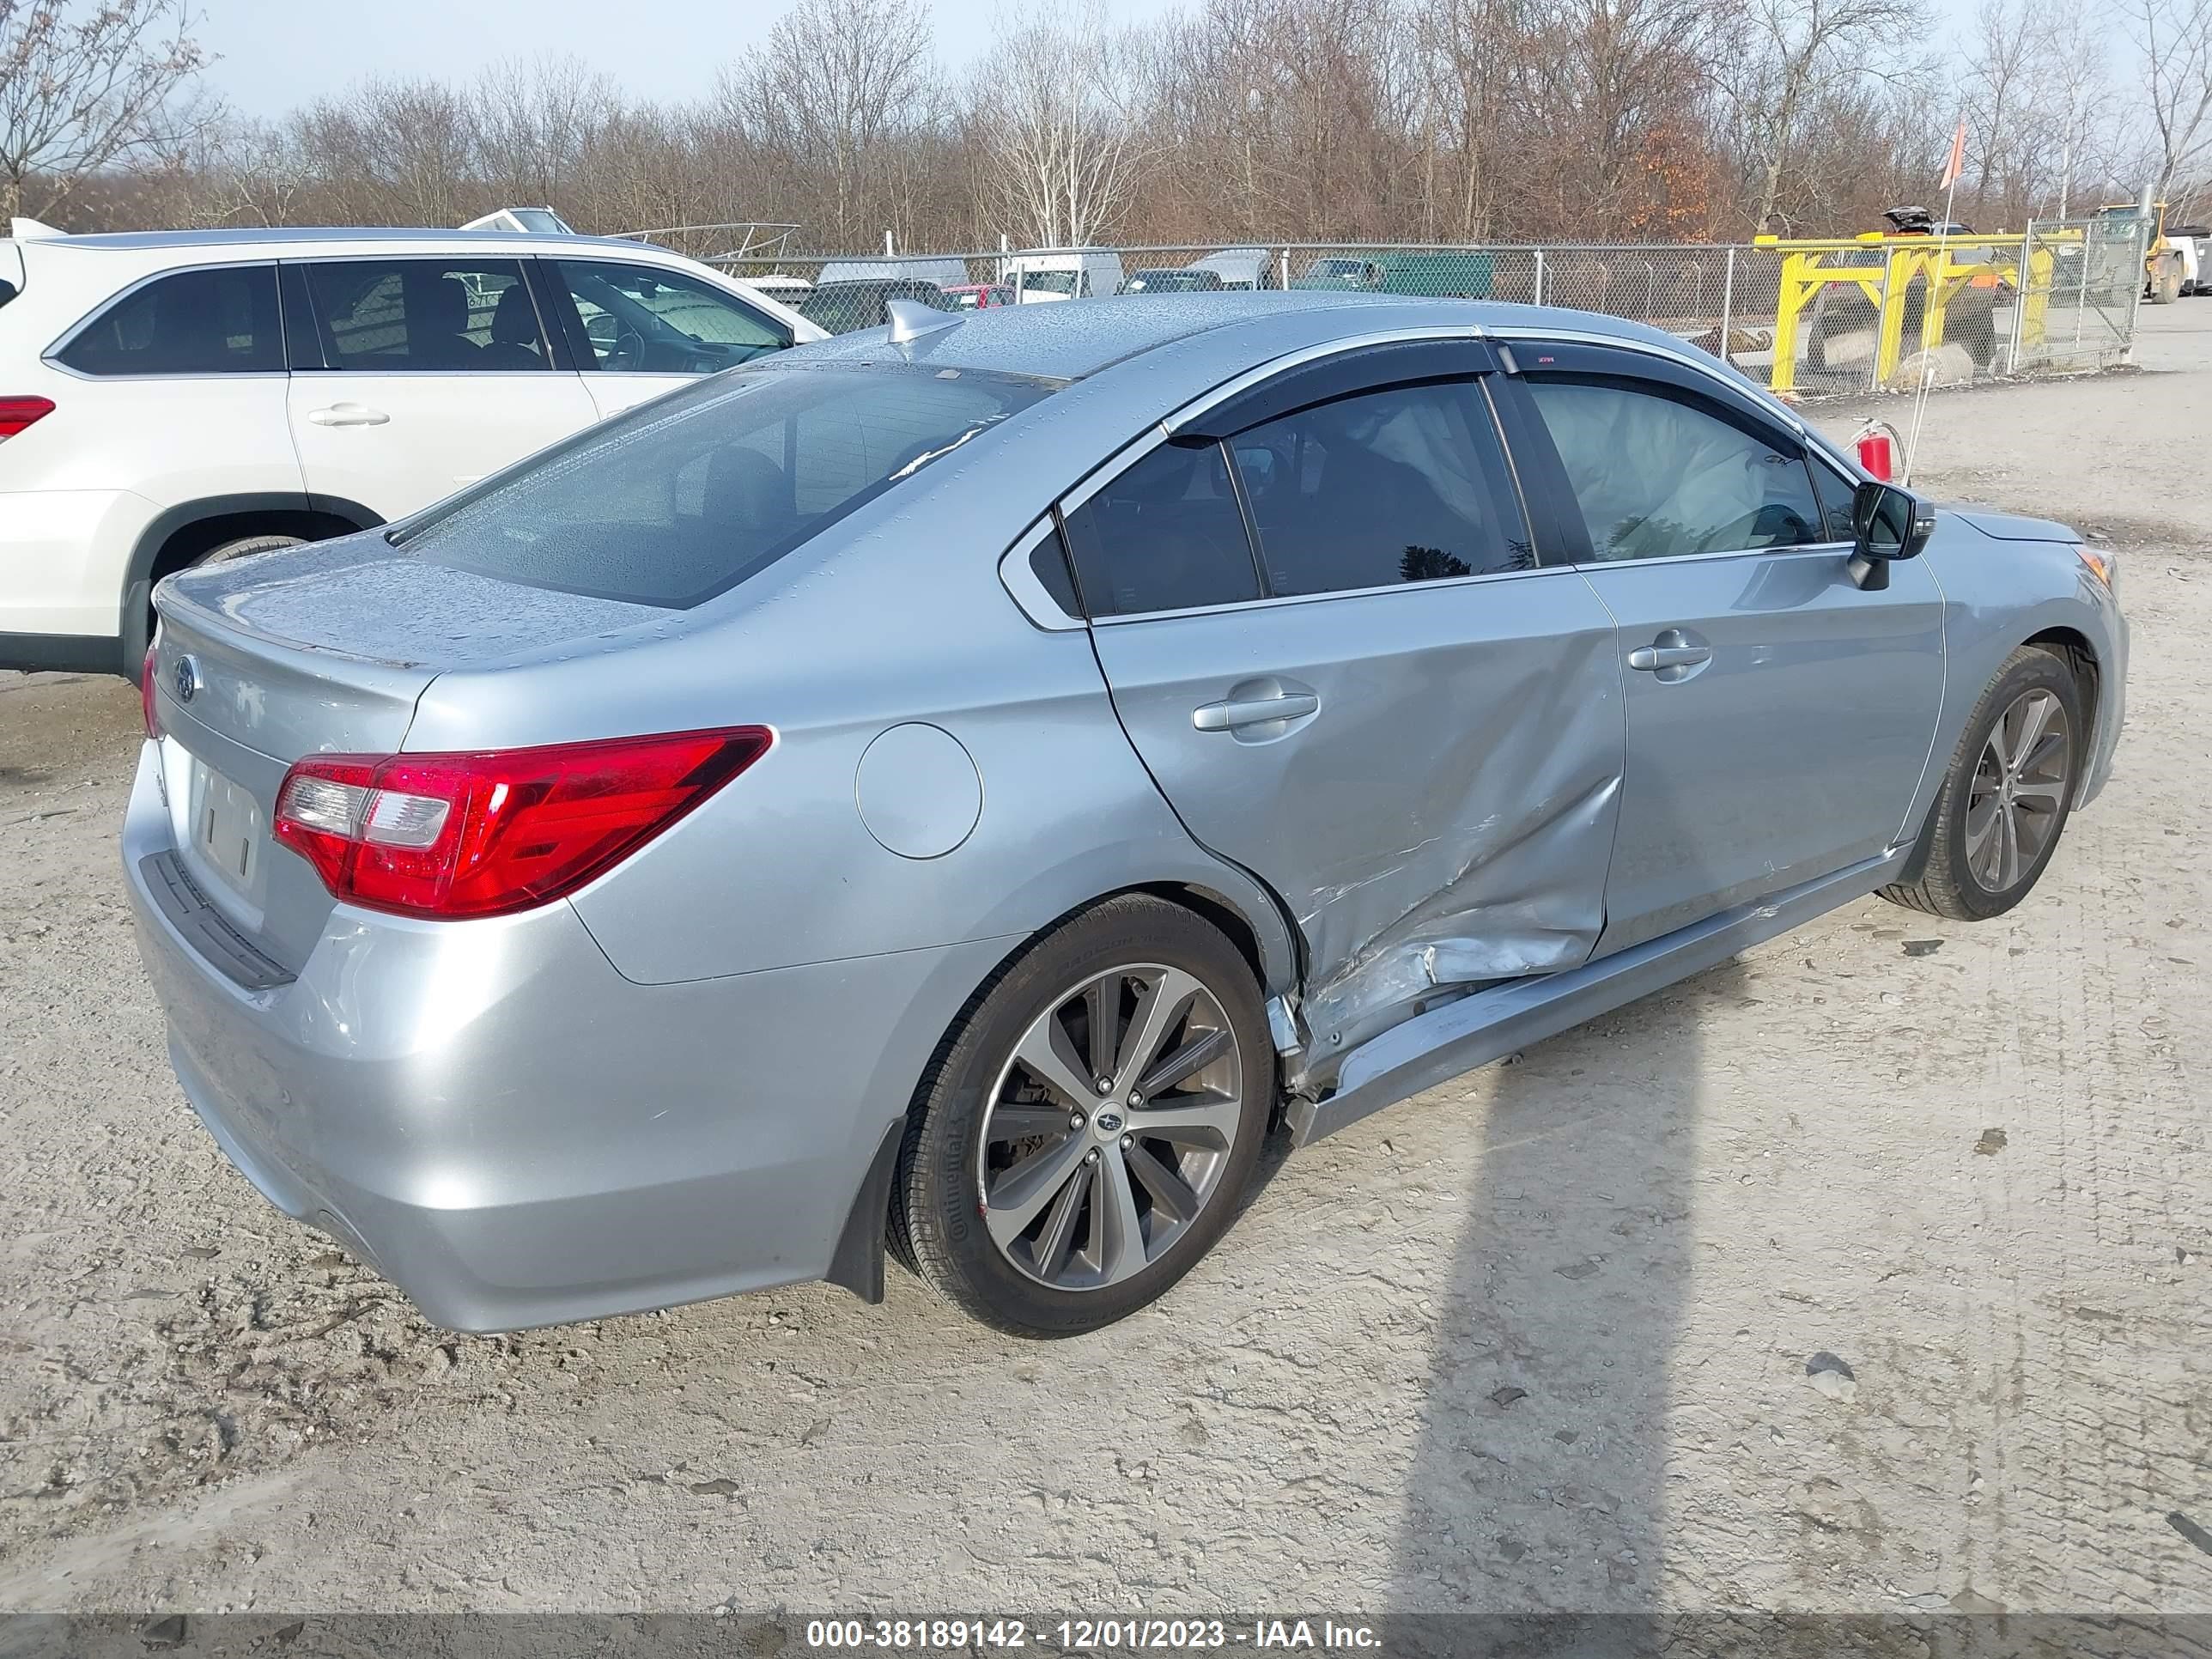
[397,362,1054,609]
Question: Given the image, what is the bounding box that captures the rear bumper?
[121,746,1010,1331]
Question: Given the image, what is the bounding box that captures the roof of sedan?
[788,291,1693,383]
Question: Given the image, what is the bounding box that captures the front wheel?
[892,895,1273,1337]
[1880,647,2082,921]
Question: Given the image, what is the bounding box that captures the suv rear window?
[398,363,1054,609]
[57,265,281,375]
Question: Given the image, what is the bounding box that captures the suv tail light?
[272,727,772,920]
[0,397,54,440]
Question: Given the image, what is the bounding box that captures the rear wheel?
[892,895,1273,1336]
[1880,647,2081,921]
[198,532,303,566]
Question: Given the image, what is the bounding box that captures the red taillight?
[271,727,772,920]
[141,643,161,739]
[0,397,54,440]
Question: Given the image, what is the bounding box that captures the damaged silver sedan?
[125,293,2127,1337]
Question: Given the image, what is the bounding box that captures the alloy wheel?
[976,963,1245,1291]
[1965,687,2073,893]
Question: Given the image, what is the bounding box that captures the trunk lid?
[146,534,670,973]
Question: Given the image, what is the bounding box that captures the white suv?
[0,223,826,675]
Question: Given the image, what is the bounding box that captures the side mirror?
[1848,481,1936,591]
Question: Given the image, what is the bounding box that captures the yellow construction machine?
[2094,201,2191,303]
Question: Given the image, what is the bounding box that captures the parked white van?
[1003,248,1125,302]
[1186,247,1271,289]
[816,258,969,289]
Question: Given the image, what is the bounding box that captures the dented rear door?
[1073,367,1626,1054]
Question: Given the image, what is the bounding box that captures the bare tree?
[2118,0,2212,201]
[289,78,482,226]
[1718,0,1928,232]
[1960,0,2045,222]
[181,116,312,227]
[33,0,2171,253]
[970,9,1148,247]
[472,55,620,210]
[1412,0,1528,238]
[0,0,214,223]
[718,0,940,249]
[2023,1,2121,216]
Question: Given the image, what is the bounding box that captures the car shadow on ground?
[1376,957,1748,1632]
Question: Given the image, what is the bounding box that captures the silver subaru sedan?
[124,294,2127,1337]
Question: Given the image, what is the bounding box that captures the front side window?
[1061,441,1261,617]
[1019,270,1080,296]
[1231,380,1531,596]
[397,364,1052,609]
[555,259,787,373]
[301,258,547,371]
[58,265,281,375]
[1526,378,1822,560]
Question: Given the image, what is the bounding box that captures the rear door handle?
[1628,627,1713,673]
[306,404,391,427]
[1192,691,1320,732]
[1628,643,1711,671]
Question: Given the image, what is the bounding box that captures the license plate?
[189,758,263,896]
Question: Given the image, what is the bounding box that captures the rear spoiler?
[7,217,66,240]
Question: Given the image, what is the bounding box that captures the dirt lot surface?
[0,310,2207,1620]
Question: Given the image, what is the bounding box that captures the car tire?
[891,894,1274,1337]
[1879,646,2082,921]
[199,533,304,566]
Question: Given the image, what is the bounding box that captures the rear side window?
[1231,381,1531,595]
[398,364,1052,609]
[301,258,548,371]
[1061,441,1261,617]
[1525,378,1822,559]
[57,265,281,375]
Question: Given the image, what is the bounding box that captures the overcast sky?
[196,0,1188,112]
[200,0,1984,119]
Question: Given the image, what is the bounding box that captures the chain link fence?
[670,224,2150,397]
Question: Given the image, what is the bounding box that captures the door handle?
[1192,691,1320,732]
[1628,644,1711,671]
[1628,635,1713,672]
[306,404,391,427]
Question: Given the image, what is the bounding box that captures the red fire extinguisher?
[1853,419,1899,482]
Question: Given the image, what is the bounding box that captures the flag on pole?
[1939,119,1967,192]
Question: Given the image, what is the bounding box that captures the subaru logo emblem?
[1094,1109,1124,1133]
[172,654,200,704]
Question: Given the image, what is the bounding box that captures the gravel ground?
[0,309,2207,1619]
